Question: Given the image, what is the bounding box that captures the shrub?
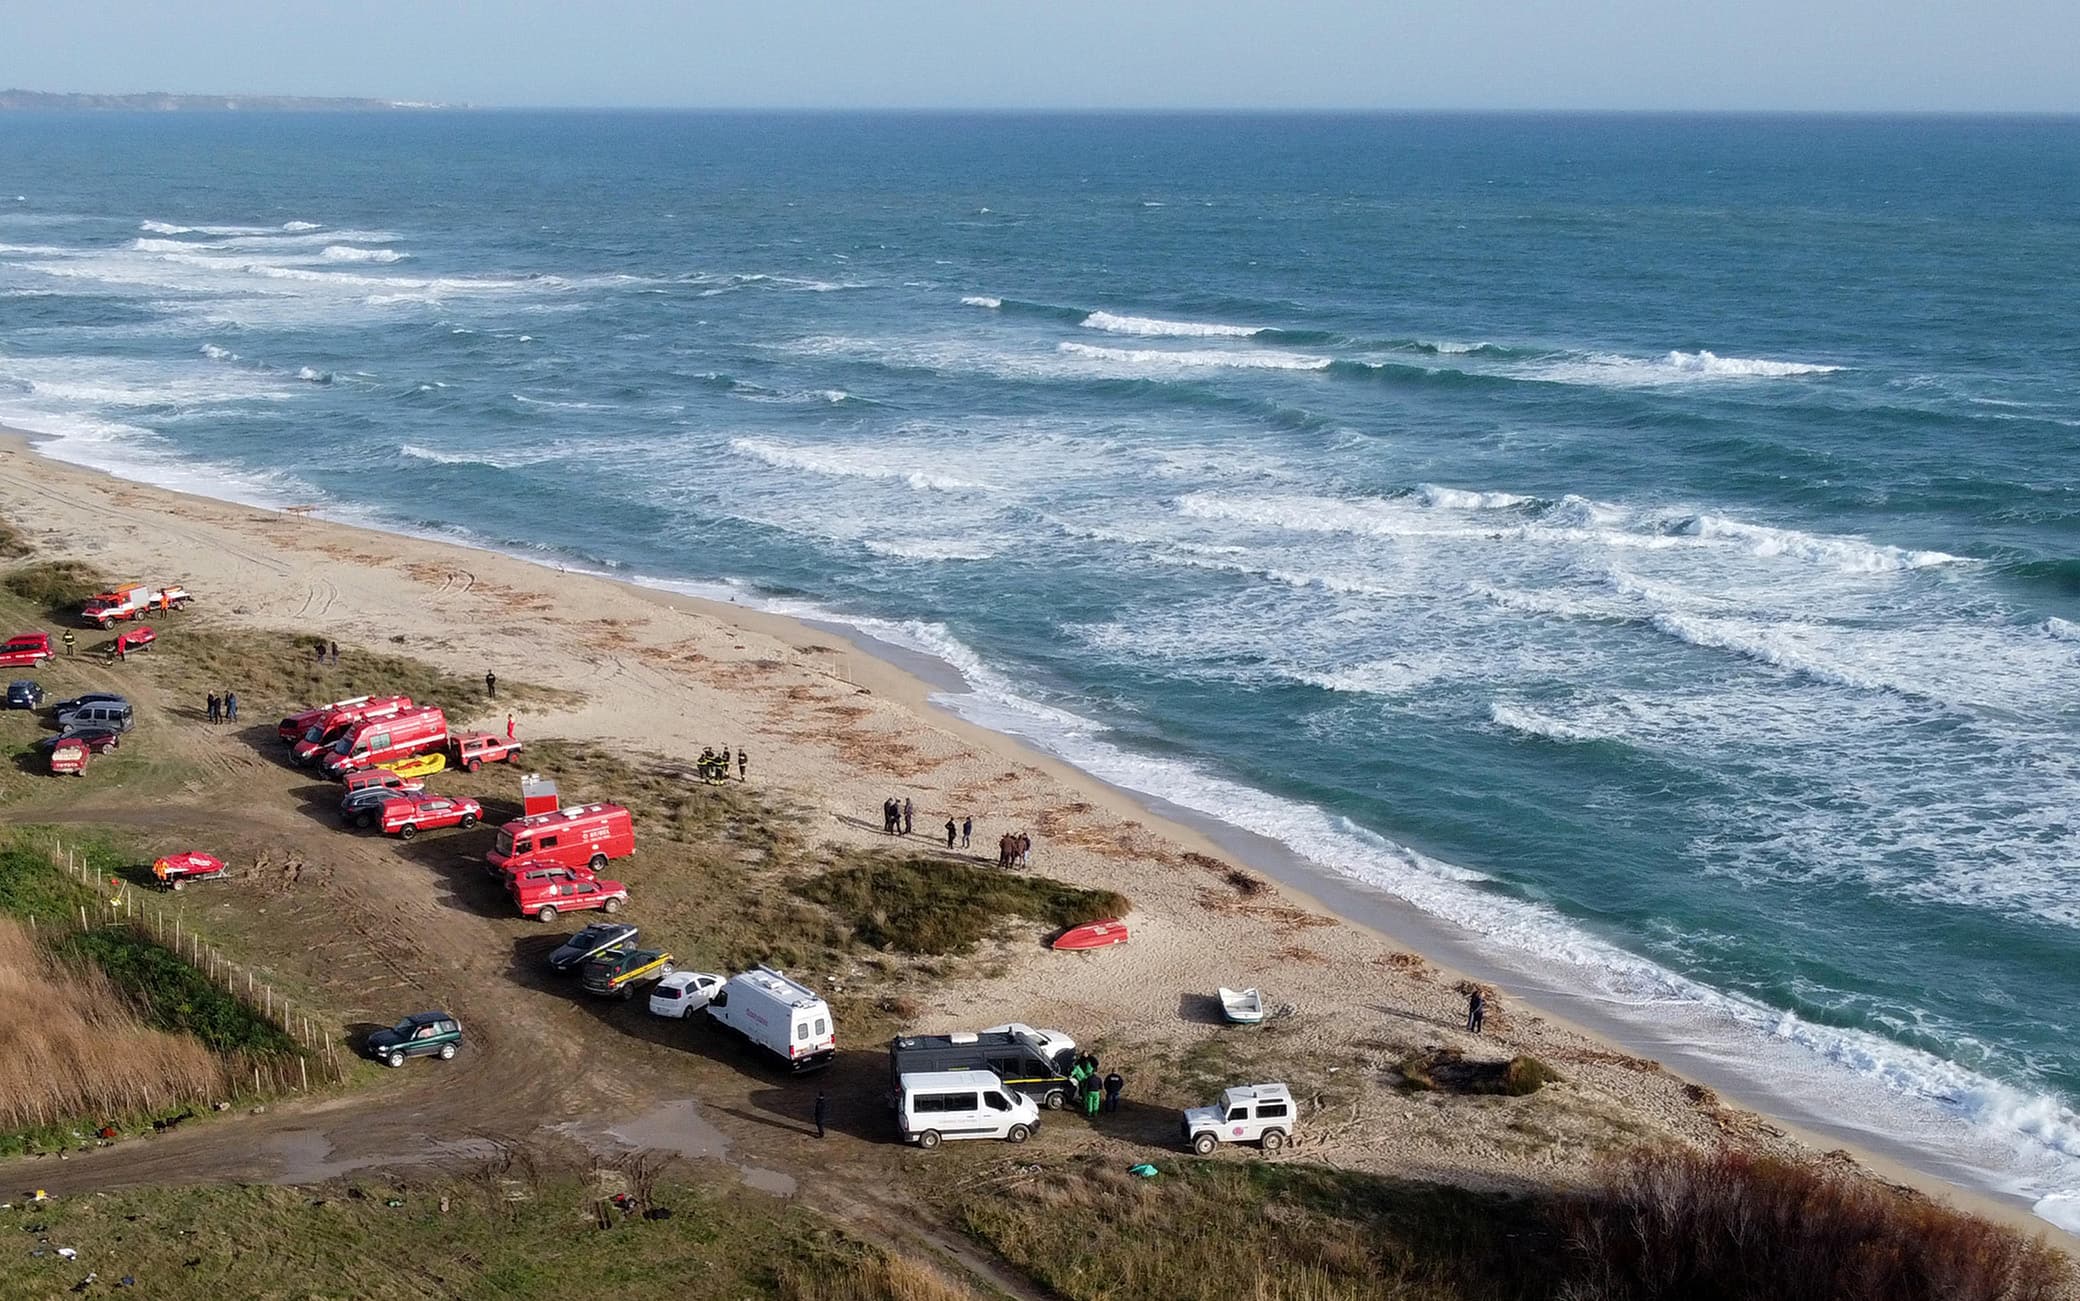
[0,515,28,558]
[3,559,104,619]
[798,858,1130,955]
[1563,1146,2075,1301]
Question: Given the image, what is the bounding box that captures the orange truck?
[81,583,190,629]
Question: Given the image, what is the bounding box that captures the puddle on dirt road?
[563,1099,797,1197]
[266,1129,499,1183]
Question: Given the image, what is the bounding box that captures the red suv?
[376,792,483,840]
[0,632,53,668]
[512,874,628,922]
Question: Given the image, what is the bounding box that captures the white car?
[1182,1082,1297,1155]
[648,970,724,1019]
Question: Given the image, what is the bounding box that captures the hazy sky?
[2,0,2075,112]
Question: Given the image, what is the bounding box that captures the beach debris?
[384,1198,404,1208]
[57,1246,77,1259]
[1128,1163,1160,1178]
[31,1190,49,1202]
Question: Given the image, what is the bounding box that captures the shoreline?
[1,423,2072,1246]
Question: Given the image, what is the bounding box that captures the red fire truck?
[484,802,634,878]
[320,705,449,779]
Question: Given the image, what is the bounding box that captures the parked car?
[4,679,42,710]
[648,970,725,1019]
[512,873,627,923]
[889,1028,1079,1110]
[374,792,482,839]
[81,582,188,629]
[580,946,674,999]
[450,731,522,773]
[340,767,425,798]
[364,1012,462,1068]
[547,922,637,974]
[39,727,121,754]
[48,737,90,777]
[51,691,126,717]
[56,697,134,731]
[0,632,53,668]
[485,802,634,878]
[1182,1082,1297,1155]
[898,1069,1041,1149]
[339,785,408,828]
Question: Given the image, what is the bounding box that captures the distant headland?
[0,89,453,111]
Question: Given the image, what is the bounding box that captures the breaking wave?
[1058,341,1331,371]
[1489,703,1611,744]
[727,437,995,493]
[1080,310,1264,338]
[320,245,406,263]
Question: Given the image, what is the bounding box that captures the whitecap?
[1057,340,1330,372]
[1080,310,1264,338]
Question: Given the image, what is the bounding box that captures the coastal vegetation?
[798,858,1130,956]
[0,835,303,1153]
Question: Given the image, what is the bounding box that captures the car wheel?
[467,758,482,773]
[355,811,374,829]
[170,878,185,892]
[1262,1129,1286,1153]
[398,823,417,840]
[386,1050,405,1069]
[1008,1124,1031,1144]
[459,813,477,829]
[1192,1132,1217,1156]
[917,1130,942,1150]
[601,897,621,914]
[588,853,607,871]
[537,906,559,922]
[618,985,634,1001]
[439,1044,456,1061]
[1044,1090,1065,1110]
[658,962,674,977]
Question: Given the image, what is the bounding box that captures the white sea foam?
[1521,349,1844,388]
[2041,616,2079,642]
[1057,340,1331,372]
[281,220,321,232]
[1293,658,1443,695]
[2038,1192,2080,1234]
[139,219,321,236]
[1080,310,1264,338]
[197,343,238,362]
[727,436,996,493]
[1648,611,1894,693]
[1678,513,1963,573]
[1489,702,1610,743]
[861,537,1001,562]
[320,245,405,263]
[1416,483,1535,510]
[960,295,1002,309]
[295,366,331,384]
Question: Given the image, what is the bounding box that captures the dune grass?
[0,1167,983,1300]
[797,857,1130,956]
[1,557,102,619]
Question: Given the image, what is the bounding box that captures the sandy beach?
[0,425,2068,1250]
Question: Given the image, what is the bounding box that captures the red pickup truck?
[450,731,522,773]
[512,873,628,923]
[376,792,483,840]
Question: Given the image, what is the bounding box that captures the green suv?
[365,1011,462,1068]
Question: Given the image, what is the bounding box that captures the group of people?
[996,832,1032,868]
[942,816,972,849]
[204,690,240,724]
[696,745,747,784]
[881,795,913,835]
[1067,1053,1125,1117]
[311,640,341,665]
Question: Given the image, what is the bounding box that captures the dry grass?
[797,856,1131,955]
[780,1252,978,1301]
[0,514,28,558]
[2,557,102,617]
[0,917,230,1130]
[1563,1146,2076,1301]
[1396,1048,1562,1097]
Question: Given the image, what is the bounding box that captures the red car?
[450,731,522,773]
[376,792,483,840]
[0,632,53,668]
[512,873,628,923]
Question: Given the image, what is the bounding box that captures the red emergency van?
[484,802,634,877]
[321,705,448,778]
[294,695,414,765]
[279,695,375,744]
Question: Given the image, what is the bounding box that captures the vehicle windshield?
[494,830,514,856]
[331,736,354,754]
[389,1018,417,1035]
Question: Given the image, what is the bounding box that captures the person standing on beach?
[960,816,972,849]
[506,713,516,740]
[901,798,914,835]
[485,670,497,699]
[736,747,747,781]
[945,818,957,849]
[813,1089,828,1138]
[225,690,238,722]
[206,692,220,725]
[1104,1070,1124,1114]
[328,641,340,665]
[882,798,897,834]
[1466,989,1485,1035]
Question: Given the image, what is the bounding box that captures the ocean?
[2,110,2077,1226]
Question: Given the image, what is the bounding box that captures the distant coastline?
[0,89,451,112]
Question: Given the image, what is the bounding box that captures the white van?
[898,1069,1041,1149]
[703,965,836,1071]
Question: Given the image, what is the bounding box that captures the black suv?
[4,680,42,710]
[364,1012,462,1068]
[547,922,637,974]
